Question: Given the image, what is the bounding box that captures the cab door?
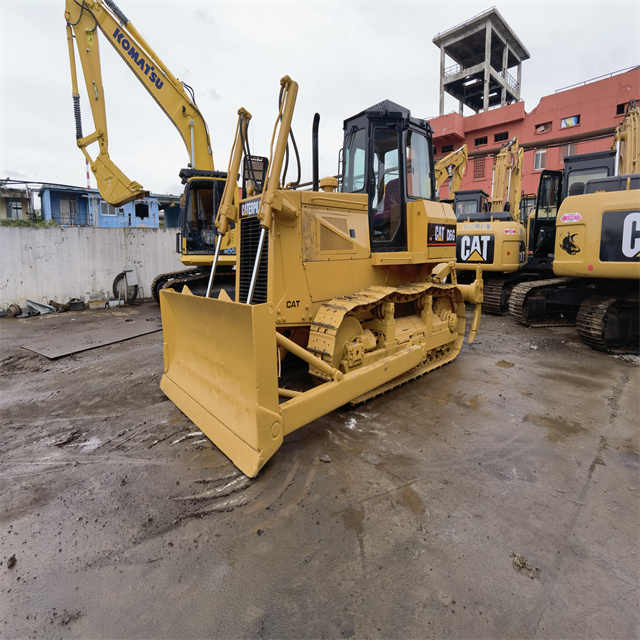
[530,170,562,262]
[368,124,406,252]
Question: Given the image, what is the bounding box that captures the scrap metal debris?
[510,551,540,579]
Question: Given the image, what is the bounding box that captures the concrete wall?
[0,227,184,307]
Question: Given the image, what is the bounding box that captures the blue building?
[38,184,174,229]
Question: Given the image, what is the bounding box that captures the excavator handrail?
[65,0,214,205]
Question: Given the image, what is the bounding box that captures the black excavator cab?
[528,150,616,272]
[341,100,436,253]
[453,189,491,220]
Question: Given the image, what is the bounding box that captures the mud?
[1,304,638,638]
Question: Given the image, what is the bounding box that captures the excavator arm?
[65,0,214,206]
[613,100,639,176]
[490,137,522,219]
[434,145,468,197]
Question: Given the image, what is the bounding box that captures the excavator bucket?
[159,290,283,477]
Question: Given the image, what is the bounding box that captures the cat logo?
[457,234,494,263]
[600,210,640,262]
[561,231,580,255]
[622,211,640,258]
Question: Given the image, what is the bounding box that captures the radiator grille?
[239,216,268,303]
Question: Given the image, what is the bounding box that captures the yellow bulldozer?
[159,76,484,477]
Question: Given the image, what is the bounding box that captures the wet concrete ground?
[0,304,638,639]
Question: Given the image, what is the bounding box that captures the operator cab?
[530,150,616,268]
[341,100,435,252]
[453,190,491,220]
[177,169,228,255]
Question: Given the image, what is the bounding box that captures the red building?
[430,67,640,211]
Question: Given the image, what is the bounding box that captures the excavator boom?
[490,137,522,218]
[65,0,213,206]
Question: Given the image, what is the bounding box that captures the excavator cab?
[453,190,490,220]
[179,174,228,255]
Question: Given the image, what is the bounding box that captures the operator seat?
[373,178,401,238]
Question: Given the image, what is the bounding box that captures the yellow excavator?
[159,76,484,477]
[510,101,639,351]
[64,0,253,299]
[452,138,527,313]
[434,145,468,200]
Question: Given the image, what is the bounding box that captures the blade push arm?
[65,0,214,206]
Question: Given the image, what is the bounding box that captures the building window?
[562,142,577,159]
[474,136,488,147]
[135,202,149,219]
[534,149,546,170]
[441,144,454,154]
[100,201,116,216]
[535,122,551,134]
[494,131,508,142]
[560,115,580,129]
[616,101,637,116]
[473,157,485,178]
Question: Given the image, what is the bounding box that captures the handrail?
[555,65,639,93]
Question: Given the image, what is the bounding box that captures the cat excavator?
[159,76,484,477]
[453,138,527,313]
[64,0,247,299]
[509,102,639,351]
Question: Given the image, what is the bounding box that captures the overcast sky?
[1,0,638,196]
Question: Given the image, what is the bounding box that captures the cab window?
[342,127,367,193]
[406,131,431,200]
[371,126,402,243]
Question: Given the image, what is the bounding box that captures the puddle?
[496,360,514,368]
[523,413,585,442]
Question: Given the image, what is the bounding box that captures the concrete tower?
[433,8,530,115]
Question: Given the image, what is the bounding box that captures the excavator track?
[576,296,614,351]
[307,281,465,402]
[508,278,574,326]
[482,277,509,315]
[152,268,235,302]
[577,295,640,353]
[152,269,200,302]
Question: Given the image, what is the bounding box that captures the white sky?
[1,0,638,195]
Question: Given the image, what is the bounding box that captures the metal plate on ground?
[21,316,162,359]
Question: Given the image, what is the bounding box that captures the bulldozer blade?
[159,290,283,477]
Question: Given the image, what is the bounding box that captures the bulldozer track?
[508,278,573,326]
[307,281,465,399]
[482,277,509,315]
